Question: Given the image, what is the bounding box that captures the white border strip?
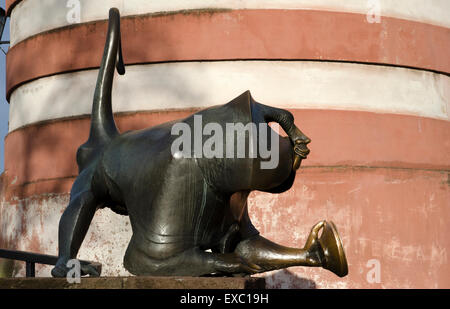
[9,61,449,132]
[10,0,450,47]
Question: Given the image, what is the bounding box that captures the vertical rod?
[26,262,35,277]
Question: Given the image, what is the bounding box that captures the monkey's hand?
[51,258,100,278]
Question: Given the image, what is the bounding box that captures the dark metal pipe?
[0,8,7,43]
[0,248,102,276]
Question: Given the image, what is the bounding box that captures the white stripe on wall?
[10,0,450,47]
[9,61,450,132]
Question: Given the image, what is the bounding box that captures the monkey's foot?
[304,221,348,277]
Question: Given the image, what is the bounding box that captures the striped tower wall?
[1,0,449,288]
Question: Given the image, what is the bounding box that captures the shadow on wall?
[264,269,316,289]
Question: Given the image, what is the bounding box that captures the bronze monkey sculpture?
[51,8,348,278]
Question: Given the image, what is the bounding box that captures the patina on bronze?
[51,8,348,278]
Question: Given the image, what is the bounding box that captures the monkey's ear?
[236,90,254,104]
[226,90,256,115]
[198,89,256,129]
[240,90,253,99]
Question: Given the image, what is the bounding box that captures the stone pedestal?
[0,276,265,289]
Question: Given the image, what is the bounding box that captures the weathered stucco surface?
[1,167,448,288]
[0,192,132,278]
[2,1,449,289]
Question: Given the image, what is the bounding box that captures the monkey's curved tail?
[76,8,125,172]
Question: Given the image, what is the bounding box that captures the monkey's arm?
[51,170,100,277]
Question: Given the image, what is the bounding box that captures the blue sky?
[0,6,8,173]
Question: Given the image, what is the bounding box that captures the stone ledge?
[0,276,265,289]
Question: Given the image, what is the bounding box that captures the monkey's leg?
[124,244,262,277]
[256,103,311,169]
[235,221,348,277]
[257,103,310,145]
[234,221,324,272]
[51,189,99,277]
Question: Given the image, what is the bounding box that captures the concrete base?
[0,276,265,289]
